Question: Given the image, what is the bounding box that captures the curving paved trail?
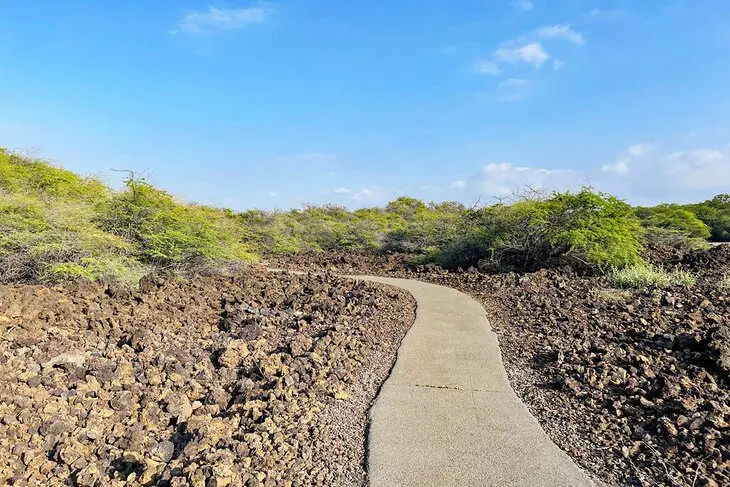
[358,276,594,487]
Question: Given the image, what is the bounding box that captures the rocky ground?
[269,247,730,487]
[0,267,415,486]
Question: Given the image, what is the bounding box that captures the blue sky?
[1,0,729,209]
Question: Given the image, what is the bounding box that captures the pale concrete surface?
[357,276,595,487]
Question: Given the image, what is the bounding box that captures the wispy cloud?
[451,180,467,190]
[512,0,534,13]
[474,162,578,197]
[173,6,274,34]
[333,187,352,194]
[473,60,501,76]
[601,144,651,175]
[353,187,385,203]
[267,191,278,197]
[601,159,630,175]
[495,42,550,68]
[627,143,652,156]
[598,143,730,201]
[536,24,585,45]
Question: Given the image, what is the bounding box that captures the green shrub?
[4,145,728,286]
[43,257,150,284]
[241,198,464,255]
[0,189,136,284]
[0,148,108,200]
[425,188,643,272]
[611,264,696,289]
[380,200,464,253]
[1,150,254,284]
[635,204,711,239]
[421,227,495,269]
[643,227,710,251]
[686,195,730,242]
[544,189,643,270]
[97,177,254,268]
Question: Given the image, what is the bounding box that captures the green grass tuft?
[611,264,696,290]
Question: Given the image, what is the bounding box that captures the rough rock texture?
[271,246,730,486]
[0,267,415,486]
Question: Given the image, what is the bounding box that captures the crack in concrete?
[414,383,486,392]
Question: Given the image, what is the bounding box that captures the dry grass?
[611,264,696,290]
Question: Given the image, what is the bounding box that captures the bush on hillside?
[426,188,643,272]
[643,227,710,252]
[97,176,254,269]
[0,191,145,284]
[1,150,256,284]
[0,150,146,284]
[687,194,730,242]
[241,198,465,255]
[380,199,465,253]
[0,148,107,200]
[634,204,711,239]
[239,205,394,254]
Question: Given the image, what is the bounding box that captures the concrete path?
[358,276,594,487]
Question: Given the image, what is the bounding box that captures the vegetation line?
[1,147,728,285]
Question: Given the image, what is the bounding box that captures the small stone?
[167,393,193,422]
[639,396,654,408]
[333,390,350,400]
[151,440,175,463]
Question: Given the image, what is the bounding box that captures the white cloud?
[451,180,467,190]
[667,149,723,166]
[476,162,578,197]
[353,187,378,202]
[600,144,651,175]
[627,143,652,156]
[536,24,585,45]
[278,153,337,162]
[597,143,730,202]
[173,7,274,34]
[665,149,728,190]
[601,159,630,175]
[553,59,565,70]
[495,42,550,68]
[268,192,278,197]
[333,187,352,194]
[512,0,534,12]
[474,60,501,76]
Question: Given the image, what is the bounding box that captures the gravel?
[0,267,415,486]
[270,246,730,486]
